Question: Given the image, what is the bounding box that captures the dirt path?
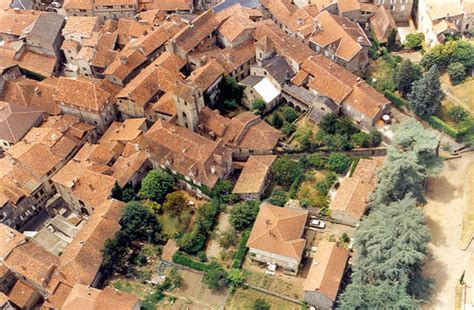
[422,153,474,309]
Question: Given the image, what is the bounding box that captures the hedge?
[231,229,251,269]
[424,115,461,140]
[348,157,361,177]
[384,90,408,108]
[172,252,211,272]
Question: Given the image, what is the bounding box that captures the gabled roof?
[187,59,225,91]
[54,78,111,112]
[247,202,308,260]
[370,5,397,43]
[233,155,276,194]
[303,241,349,301]
[171,10,220,53]
[310,11,370,61]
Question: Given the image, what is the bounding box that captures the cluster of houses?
[0,0,467,308]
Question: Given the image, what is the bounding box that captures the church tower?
[173,81,205,131]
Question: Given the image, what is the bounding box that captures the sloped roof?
[370,5,397,43]
[0,101,44,144]
[54,78,111,112]
[303,241,349,301]
[233,155,276,194]
[247,202,308,260]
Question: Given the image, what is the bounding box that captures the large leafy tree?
[139,169,175,202]
[272,155,301,187]
[229,200,260,231]
[396,59,421,97]
[163,191,187,217]
[120,201,162,242]
[408,65,444,117]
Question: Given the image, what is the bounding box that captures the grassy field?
[243,270,304,300]
[225,287,302,310]
[156,211,181,236]
[461,160,474,247]
[441,74,474,114]
[366,58,396,93]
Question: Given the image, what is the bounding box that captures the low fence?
[244,284,304,305]
[282,147,387,159]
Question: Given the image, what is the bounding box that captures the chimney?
[210,165,216,175]
[119,55,127,64]
[357,36,364,44]
[356,77,362,86]
[88,184,95,191]
[34,87,41,96]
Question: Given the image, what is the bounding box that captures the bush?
[172,252,211,272]
[281,122,297,136]
[448,106,469,123]
[447,62,467,85]
[368,129,383,147]
[230,200,260,231]
[219,227,238,248]
[348,157,361,177]
[231,229,251,268]
[315,173,338,196]
[384,90,409,107]
[267,190,288,207]
[327,153,351,173]
[351,132,370,148]
[203,262,228,290]
[271,113,283,129]
[252,99,266,115]
[197,251,207,262]
[424,115,461,139]
[272,155,301,187]
[307,154,326,170]
[404,33,424,50]
[178,200,220,254]
[320,113,338,134]
[253,298,270,310]
[282,106,298,122]
[227,268,245,291]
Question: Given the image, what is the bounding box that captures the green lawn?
[366,58,397,93]
[225,287,302,310]
[156,211,181,237]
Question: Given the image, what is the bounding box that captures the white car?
[310,219,326,229]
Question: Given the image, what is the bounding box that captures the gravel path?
[422,153,474,309]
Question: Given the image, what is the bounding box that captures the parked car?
[309,219,326,229]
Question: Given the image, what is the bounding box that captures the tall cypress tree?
[408,65,444,117]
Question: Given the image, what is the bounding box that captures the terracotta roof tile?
[62,16,99,39]
[188,59,224,91]
[0,101,44,144]
[54,78,111,112]
[247,202,308,260]
[8,280,37,308]
[233,155,276,194]
[303,241,349,301]
[310,11,370,61]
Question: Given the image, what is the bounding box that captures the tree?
[281,122,296,136]
[335,117,359,136]
[227,268,245,290]
[272,155,300,187]
[338,280,419,310]
[203,262,228,290]
[351,132,370,148]
[121,183,135,202]
[139,169,175,202]
[219,77,244,105]
[327,153,351,173]
[219,227,238,248]
[121,201,162,242]
[408,65,444,117]
[163,191,187,217]
[253,298,270,310]
[447,62,466,85]
[230,200,260,231]
[391,119,442,175]
[252,99,266,115]
[351,197,431,296]
[370,151,427,206]
[168,267,183,288]
[421,40,474,70]
[111,181,122,200]
[395,59,421,97]
[368,129,383,147]
[387,28,398,52]
[267,189,288,207]
[404,33,424,50]
[315,172,338,196]
[271,113,283,129]
[282,106,298,123]
[102,230,131,275]
[448,106,469,123]
[307,154,326,170]
[319,113,338,134]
